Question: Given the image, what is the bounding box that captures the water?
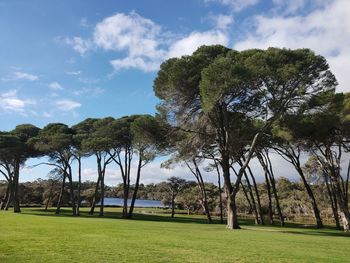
[97,198,164,208]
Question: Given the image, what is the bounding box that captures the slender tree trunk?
[266,156,284,226]
[246,164,264,225]
[324,175,340,229]
[12,163,21,213]
[237,159,259,224]
[171,191,175,218]
[122,149,130,218]
[257,152,273,224]
[240,182,253,214]
[213,160,224,224]
[295,165,323,228]
[77,157,81,216]
[128,156,143,218]
[243,170,259,224]
[99,173,104,217]
[67,166,76,216]
[89,175,101,215]
[98,159,105,217]
[191,160,212,224]
[56,173,66,214]
[5,183,13,210]
[45,193,51,211]
[333,178,350,232]
[0,184,10,210]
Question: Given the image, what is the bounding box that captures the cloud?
[13,71,38,81]
[210,14,234,30]
[167,31,229,58]
[272,0,306,15]
[65,37,92,55]
[55,99,82,111]
[66,12,230,72]
[234,0,350,92]
[203,0,260,12]
[0,90,36,113]
[49,82,63,90]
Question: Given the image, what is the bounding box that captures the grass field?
[0,208,349,263]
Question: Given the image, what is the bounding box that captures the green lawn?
[0,208,349,263]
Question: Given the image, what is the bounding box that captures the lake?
[97,198,164,208]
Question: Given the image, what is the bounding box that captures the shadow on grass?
[14,207,349,238]
[21,207,222,225]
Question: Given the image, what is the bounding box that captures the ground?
[0,208,349,263]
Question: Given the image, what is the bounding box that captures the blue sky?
[1,0,349,184]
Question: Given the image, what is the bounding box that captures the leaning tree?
[154,45,337,229]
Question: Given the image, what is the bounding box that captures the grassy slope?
[0,208,349,263]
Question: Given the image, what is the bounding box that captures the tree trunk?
[246,164,264,225]
[213,160,224,224]
[257,152,273,224]
[45,193,51,211]
[99,173,104,217]
[240,182,253,214]
[227,193,240,229]
[77,157,81,216]
[243,170,259,224]
[333,179,350,232]
[56,173,66,214]
[0,184,10,210]
[98,159,105,217]
[171,191,175,218]
[296,166,323,228]
[128,156,143,218]
[67,166,76,216]
[326,177,340,229]
[191,159,212,224]
[12,163,21,213]
[89,175,101,215]
[263,152,284,226]
[4,185,12,210]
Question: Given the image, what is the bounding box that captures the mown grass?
[0,207,349,263]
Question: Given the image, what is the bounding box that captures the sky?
[1,0,350,185]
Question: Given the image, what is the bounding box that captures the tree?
[154,45,336,229]
[162,177,187,218]
[288,92,350,231]
[127,114,168,218]
[78,118,115,216]
[31,123,77,215]
[0,124,40,212]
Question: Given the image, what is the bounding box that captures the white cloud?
[110,57,160,72]
[204,0,260,12]
[13,71,38,81]
[210,14,234,30]
[93,11,166,71]
[234,0,350,92]
[0,90,36,113]
[65,37,92,55]
[55,99,82,111]
[49,82,63,90]
[272,0,306,15]
[168,31,229,58]
[66,11,230,72]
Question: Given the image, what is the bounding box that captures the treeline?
[1,45,350,232]
[0,176,344,225]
